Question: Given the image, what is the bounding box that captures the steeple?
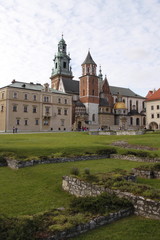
[50,36,73,89]
[98,65,103,81]
[81,51,97,76]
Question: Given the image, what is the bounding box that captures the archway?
[149,122,158,130]
[78,121,82,130]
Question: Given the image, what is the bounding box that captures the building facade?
[0,81,72,132]
[0,36,146,132]
[145,89,160,130]
[51,36,146,131]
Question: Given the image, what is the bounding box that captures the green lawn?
[0,132,159,157]
[0,132,160,239]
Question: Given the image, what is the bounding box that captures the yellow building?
[0,80,72,132]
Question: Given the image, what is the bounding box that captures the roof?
[145,88,160,101]
[99,98,110,107]
[74,100,85,107]
[146,90,154,99]
[62,78,79,94]
[82,51,96,65]
[2,80,69,95]
[110,86,144,98]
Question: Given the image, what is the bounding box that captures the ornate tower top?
[51,36,72,78]
[82,51,97,65]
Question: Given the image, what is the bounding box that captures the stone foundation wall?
[62,176,160,220]
[5,155,109,169]
[132,168,160,179]
[110,154,160,163]
[46,208,132,240]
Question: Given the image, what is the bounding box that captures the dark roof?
[74,100,85,107]
[99,98,110,107]
[110,86,144,98]
[82,51,96,65]
[62,78,79,94]
[128,109,140,116]
[2,81,68,95]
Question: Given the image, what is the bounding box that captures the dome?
[114,102,126,109]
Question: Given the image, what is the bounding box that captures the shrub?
[70,167,80,176]
[96,147,117,156]
[70,193,132,214]
[84,168,90,175]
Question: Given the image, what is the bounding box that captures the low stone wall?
[46,208,132,240]
[62,176,160,220]
[132,168,160,179]
[6,155,109,169]
[90,130,144,136]
[110,154,160,163]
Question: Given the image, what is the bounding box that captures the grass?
[73,215,160,240]
[0,132,160,239]
[0,158,159,217]
[0,132,159,157]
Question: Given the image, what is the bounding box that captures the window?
[13,92,17,99]
[16,119,20,125]
[130,117,133,125]
[33,106,37,113]
[151,106,154,110]
[106,108,109,112]
[44,96,49,102]
[151,114,154,119]
[61,119,65,126]
[13,105,17,112]
[24,119,28,125]
[64,109,68,115]
[45,106,50,114]
[123,99,125,103]
[33,95,37,101]
[58,108,61,115]
[24,94,28,100]
[136,118,139,125]
[92,114,95,122]
[35,119,39,125]
[58,98,61,103]
[136,100,138,111]
[157,105,159,110]
[92,89,94,95]
[157,114,160,118]
[44,120,49,125]
[2,93,4,99]
[1,105,4,112]
[24,105,28,112]
[83,90,85,96]
[130,100,132,110]
[63,62,66,68]
[64,99,67,104]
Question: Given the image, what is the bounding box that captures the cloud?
[0,0,160,96]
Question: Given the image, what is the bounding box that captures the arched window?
[130,100,132,111]
[83,90,85,96]
[92,114,95,122]
[130,117,133,125]
[136,100,138,112]
[92,89,94,95]
[143,117,146,125]
[136,118,139,125]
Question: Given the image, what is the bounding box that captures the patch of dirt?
[112,141,158,151]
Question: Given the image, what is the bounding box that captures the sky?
[0,0,160,97]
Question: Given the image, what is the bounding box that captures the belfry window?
[55,63,57,69]
[63,62,66,68]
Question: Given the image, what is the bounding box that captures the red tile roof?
[146,88,160,101]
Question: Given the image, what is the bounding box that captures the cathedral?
[50,36,146,131]
[0,36,146,133]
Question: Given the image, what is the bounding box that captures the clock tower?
[50,35,73,90]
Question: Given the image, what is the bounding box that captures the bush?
[70,193,132,214]
[70,167,80,176]
[84,168,90,175]
[96,147,117,156]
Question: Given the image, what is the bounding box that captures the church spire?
[98,65,103,81]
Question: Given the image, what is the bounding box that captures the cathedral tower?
[50,35,73,89]
[79,51,99,125]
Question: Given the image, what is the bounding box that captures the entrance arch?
[149,122,158,130]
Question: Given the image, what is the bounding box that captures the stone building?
[145,88,160,130]
[51,36,146,130]
[0,81,72,132]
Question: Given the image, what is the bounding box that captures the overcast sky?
[0,0,160,96]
